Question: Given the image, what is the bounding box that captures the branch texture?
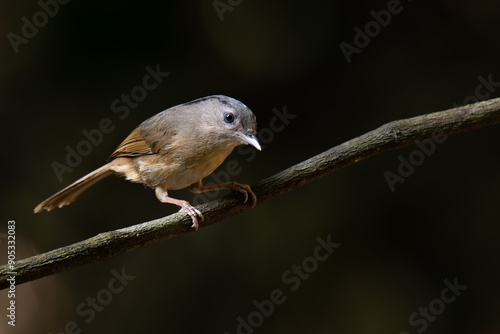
[2,98,500,289]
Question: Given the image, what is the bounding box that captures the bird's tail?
[34,163,114,213]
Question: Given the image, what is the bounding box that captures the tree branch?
[2,98,500,289]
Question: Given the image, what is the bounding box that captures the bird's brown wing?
[108,127,155,160]
[108,108,182,160]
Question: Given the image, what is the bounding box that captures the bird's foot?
[179,202,204,231]
[227,183,257,208]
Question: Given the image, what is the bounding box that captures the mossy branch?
[1,98,500,289]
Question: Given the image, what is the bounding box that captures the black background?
[1,0,500,333]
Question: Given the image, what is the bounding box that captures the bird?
[34,95,261,231]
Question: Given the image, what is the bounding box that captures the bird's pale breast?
[133,146,234,190]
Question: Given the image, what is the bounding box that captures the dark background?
[1,0,500,333]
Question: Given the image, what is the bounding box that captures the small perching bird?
[34,95,261,230]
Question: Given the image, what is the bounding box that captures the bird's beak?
[239,132,261,151]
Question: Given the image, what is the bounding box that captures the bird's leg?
[189,180,257,207]
[155,187,203,231]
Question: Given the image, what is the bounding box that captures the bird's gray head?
[186,95,261,151]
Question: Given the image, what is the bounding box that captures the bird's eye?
[224,112,235,124]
